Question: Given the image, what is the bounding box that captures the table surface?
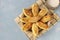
[0,0,60,40]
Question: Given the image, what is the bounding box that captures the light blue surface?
[0,0,60,40]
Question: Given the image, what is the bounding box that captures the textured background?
[0,0,60,40]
